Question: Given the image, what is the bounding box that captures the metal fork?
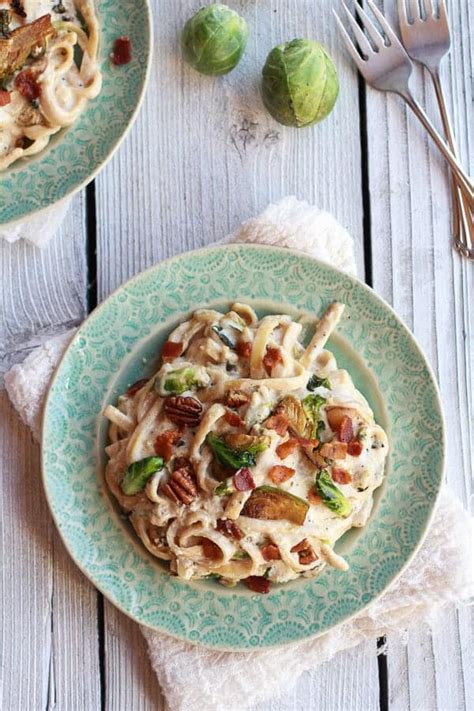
[333,0,473,212]
[398,0,473,258]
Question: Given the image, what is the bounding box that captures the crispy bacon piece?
[236,340,252,358]
[111,36,132,66]
[161,340,183,361]
[263,346,283,375]
[276,437,299,460]
[224,409,245,427]
[347,439,363,457]
[264,414,289,436]
[296,437,319,448]
[216,518,243,540]
[15,68,40,100]
[233,467,255,491]
[299,549,318,565]
[126,378,148,396]
[320,441,347,460]
[201,538,221,559]
[0,89,10,106]
[261,543,281,561]
[338,416,354,443]
[307,488,322,505]
[154,429,183,461]
[268,465,295,485]
[0,15,53,80]
[291,539,310,554]
[332,467,352,485]
[291,538,317,565]
[244,576,271,594]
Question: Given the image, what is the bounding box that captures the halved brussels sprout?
[242,485,309,525]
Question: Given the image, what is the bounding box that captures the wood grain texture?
[0,196,101,710]
[0,0,472,707]
[0,392,101,711]
[0,194,88,376]
[365,2,473,710]
[94,0,379,708]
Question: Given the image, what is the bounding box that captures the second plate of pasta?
[0,0,152,224]
[42,244,444,650]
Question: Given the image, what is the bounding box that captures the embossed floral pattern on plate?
[0,0,152,225]
[42,245,445,650]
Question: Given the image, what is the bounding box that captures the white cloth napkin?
[0,198,71,247]
[5,197,473,711]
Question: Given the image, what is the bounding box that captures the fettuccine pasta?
[0,0,101,170]
[104,303,389,593]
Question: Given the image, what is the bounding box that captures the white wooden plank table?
[0,1,472,709]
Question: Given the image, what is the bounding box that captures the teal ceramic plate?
[42,245,445,650]
[0,1,152,225]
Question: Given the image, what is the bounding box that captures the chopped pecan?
[264,414,289,436]
[233,467,255,491]
[320,441,347,460]
[236,340,252,358]
[164,395,202,427]
[161,340,183,361]
[126,378,148,396]
[160,464,197,505]
[224,409,245,427]
[244,576,271,594]
[261,543,281,561]
[224,389,250,408]
[268,465,295,484]
[154,429,183,460]
[263,346,283,375]
[347,439,363,456]
[172,456,191,471]
[332,467,352,484]
[216,518,243,540]
[276,438,299,460]
[0,89,10,106]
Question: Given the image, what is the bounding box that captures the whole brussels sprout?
[181,4,248,76]
[261,39,339,128]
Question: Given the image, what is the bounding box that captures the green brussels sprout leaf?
[307,374,331,391]
[206,432,268,470]
[121,456,164,496]
[315,469,352,517]
[302,393,326,439]
[261,38,339,128]
[181,4,248,76]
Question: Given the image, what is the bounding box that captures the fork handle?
[402,93,473,207]
[429,69,474,258]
